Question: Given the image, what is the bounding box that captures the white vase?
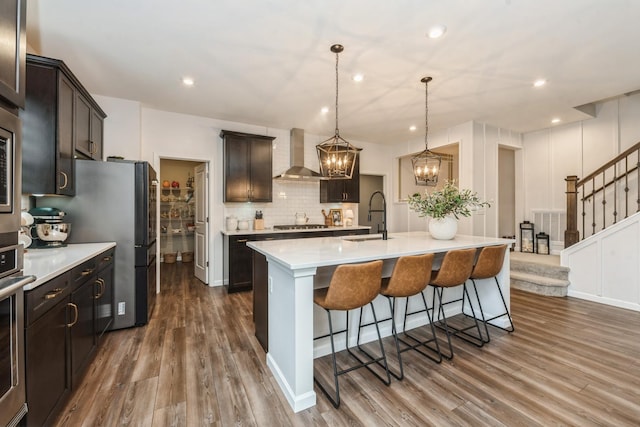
[429,216,458,240]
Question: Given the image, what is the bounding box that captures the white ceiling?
[26,0,640,145]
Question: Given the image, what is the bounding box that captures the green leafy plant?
[407,181,490,219]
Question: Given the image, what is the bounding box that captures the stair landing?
[510,251,570,297]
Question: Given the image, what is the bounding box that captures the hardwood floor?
[53,263,640,426]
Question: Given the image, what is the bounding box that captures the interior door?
[194,163,209,284]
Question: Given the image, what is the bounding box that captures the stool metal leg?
[432,285,486,354]
[315,304,392,408]
[399,291,443,363]
[350,304,392,385]
[470,277,515,343]
[432,287,455,360]
[313,309,341,407]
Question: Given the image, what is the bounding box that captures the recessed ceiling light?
[321,107,329,114]
[182,77,195,87]
[409,125,417,131]
[352,73,364,82]
[427,25,447,39]
[533,79,546,88]
[551,118,561,124]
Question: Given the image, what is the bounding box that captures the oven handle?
[0,275,36,300]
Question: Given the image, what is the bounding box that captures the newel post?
[565,175,580,248]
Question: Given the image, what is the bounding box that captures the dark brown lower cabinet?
[95,254,114,338]
[24,270,72,427]
[69,278,97,389]
[249,228,370,351]
[23,248,115,426]
[253,252,269,351]
[25,295,70,427]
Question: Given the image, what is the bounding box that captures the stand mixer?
[28,207,71,248]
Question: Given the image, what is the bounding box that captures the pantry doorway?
[158,158,210,286]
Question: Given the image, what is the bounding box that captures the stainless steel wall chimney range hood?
[273,128,322,181]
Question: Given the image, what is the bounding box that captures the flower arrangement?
[407,181,490,220]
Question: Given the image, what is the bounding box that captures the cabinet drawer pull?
[59,171,68,190]
[67,303,79,327]
[94,278,105,299]
[265,237,275,240]
[81,268,94,276]
[236,239,249,243]
[102,256,113,262]
[44,287,64,300]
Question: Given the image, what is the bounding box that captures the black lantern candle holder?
[536,232,550,255]
[520,221,534,253]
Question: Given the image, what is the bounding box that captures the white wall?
[96,96,395,287]
[521,92,640,234]
[92,95,142,160]
[100,92,615,287]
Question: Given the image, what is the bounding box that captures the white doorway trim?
[154,153,212,292]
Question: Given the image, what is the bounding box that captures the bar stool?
[313,260,390,408]
[466,244,514,343]
[429,248,482,359]
[357,253,441,380]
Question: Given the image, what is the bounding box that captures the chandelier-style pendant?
[316,134,360,179]
[412,150,441,186]
[412,76,441,186]
[316,44,361,180]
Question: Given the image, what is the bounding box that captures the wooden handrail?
[565,141,640,248]
[578,142,640,186]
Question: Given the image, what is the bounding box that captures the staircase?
[510,252,570,297]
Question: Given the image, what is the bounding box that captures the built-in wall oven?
[0,108,35,426]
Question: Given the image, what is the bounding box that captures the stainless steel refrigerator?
[41,159,157,330]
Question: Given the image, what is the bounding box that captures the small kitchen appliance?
[27,207,71,248]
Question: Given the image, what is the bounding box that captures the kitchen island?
[248,231,513,412]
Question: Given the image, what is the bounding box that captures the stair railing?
[565,141,640,247]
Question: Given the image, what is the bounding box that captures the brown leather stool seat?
[429,248,482,359]
[357,253,441,380]
[467,244,515,342]
[313,260,390,408]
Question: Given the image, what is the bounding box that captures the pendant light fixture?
[316,44,361,180]
[412,76,441,186]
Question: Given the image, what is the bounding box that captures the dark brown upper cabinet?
[222,130,274,202]
[320,156,360,203]
[21,54,106,196]
[0,0,26,110]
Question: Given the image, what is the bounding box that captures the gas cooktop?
[273,224,328,230]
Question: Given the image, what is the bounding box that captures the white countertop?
[248,231,514,270]
[221,225,370,236]
[23,242,116,290]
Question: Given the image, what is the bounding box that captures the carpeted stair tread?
[510,259,569,280]
[509,252,570,297]
[510,271,570,287]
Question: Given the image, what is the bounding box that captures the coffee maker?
[28,207,71,248]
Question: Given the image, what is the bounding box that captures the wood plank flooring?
[53,263,640,426]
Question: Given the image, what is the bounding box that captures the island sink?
[341,234,390,242]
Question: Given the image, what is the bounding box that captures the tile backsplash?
[223,181,357,228]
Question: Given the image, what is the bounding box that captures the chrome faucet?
[367,190,388,240]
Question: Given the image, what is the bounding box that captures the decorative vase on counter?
[428,215,458,240]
